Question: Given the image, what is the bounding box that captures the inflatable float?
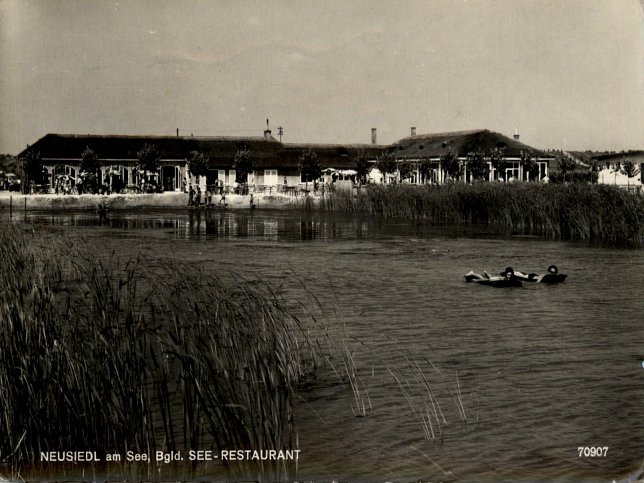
[464,267,523,287]
[503,265,567,284]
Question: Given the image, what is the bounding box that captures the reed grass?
[325,337,373,418]
[318,183,644,244]
[381,338,476,447]
[387,359,447,443]
[0,223,323,481]
[316,279,373,418]
[0,220,474,481]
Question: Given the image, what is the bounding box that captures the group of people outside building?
[187,182,227,208]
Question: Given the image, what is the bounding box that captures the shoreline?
[2,184,642,246]
[0,191,311,211]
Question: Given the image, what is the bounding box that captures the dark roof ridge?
[592,150,644,158]
[282,142,389,149]
[396,129,489,141]
[43,133,277,142]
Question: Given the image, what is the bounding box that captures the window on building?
[264,169,278,186]
[506,162,520,180]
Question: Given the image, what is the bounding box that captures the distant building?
[385,128,552,183]
[18,128,553,192]
[588,151,644,188]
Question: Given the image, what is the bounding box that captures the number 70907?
[578,446,608,457]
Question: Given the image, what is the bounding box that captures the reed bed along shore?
[0,222,328,481]
[0,218,473,481]
[317,183,644,245]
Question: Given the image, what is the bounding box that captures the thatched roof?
[19,129,553,170]
[19,134,385,170]
[390,129,551,159]
[588,150,644,162]
[20,133,281,161]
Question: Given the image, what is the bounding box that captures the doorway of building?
[161,166,176,191]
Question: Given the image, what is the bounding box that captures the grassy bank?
[319,183,644,244]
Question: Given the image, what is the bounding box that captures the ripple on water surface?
[16,209,644,482]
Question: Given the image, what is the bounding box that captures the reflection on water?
[10,209,644,483]
[21,208,511,243]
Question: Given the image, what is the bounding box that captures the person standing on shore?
[206,187,213,208]
[188,185,194,206]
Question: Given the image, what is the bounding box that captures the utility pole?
[278,126,284,142]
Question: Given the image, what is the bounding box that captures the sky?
[1,0,643,155]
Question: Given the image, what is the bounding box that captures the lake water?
[17,209,644,483]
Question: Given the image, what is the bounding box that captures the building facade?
[591,151,644,188]
[18,128,552,193]
[377,128,551,184]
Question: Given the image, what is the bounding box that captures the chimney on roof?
[264,118,272,140]
[176,128,179,137]
[513,127,520,141]
[410,127,416,137]
[371,128,377,145]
